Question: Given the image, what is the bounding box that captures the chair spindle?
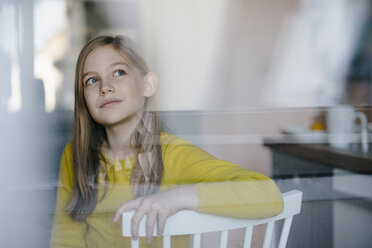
[262,221,274,248]
[163,235,171,248]
[243,226,253,248]
[219,230,228,248]
[131,239,139,248]
[192,233,201,248]
[278,216,293,248]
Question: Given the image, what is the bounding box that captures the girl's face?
[82,45,148,127]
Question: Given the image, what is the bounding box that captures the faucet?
[356,112,369,152]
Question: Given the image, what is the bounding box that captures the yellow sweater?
[50,133,283,248]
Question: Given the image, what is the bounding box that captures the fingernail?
[113,217,117,222]
[133,236,138,240]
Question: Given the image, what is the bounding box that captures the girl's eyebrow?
[82,72,94,79]
[110,61,129,67]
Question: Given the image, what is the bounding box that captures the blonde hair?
[68,35,163,221]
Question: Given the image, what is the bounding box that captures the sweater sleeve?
[161,134,284,219]
[50,143,86,248]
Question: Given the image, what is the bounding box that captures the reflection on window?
[264,0,370,107]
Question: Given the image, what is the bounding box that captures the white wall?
[138,0,299,111]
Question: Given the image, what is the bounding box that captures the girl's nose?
[100,80,115,95]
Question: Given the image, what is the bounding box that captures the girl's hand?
[113,185,198,242]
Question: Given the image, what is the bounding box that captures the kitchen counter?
[264,138,372,174]
[264,138,372,248]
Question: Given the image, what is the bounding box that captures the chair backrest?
[122,190,302,248]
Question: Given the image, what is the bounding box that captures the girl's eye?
[114,70,126,77]
[86,77,99,85]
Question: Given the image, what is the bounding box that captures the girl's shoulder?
[58,142,74,177]
[159,132,208,157]
[159,132,193,147]
[61,141,73,158]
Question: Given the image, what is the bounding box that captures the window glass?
[0,0,371,247]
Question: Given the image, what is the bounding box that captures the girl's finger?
[157,212,168,237]
[145,209,157,242]
[113,197,142,222]
[130,199,149,240]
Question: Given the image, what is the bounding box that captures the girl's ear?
[143,72,158,97]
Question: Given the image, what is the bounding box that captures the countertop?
[264,138,372,174]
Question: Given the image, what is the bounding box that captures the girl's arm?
[50,143,86,248]
[114,134,283,241]
[161,134,284,219]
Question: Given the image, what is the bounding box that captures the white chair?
[122,190,302,248]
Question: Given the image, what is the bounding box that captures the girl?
[50,35,284,248]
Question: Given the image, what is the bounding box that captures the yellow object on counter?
[311,121,326,131]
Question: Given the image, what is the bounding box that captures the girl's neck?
[101,115,141,160]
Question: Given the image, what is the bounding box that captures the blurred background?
[0,0,371,247]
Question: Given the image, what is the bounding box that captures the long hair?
[67,35,163,221]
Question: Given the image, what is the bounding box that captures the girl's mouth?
[100,99,122,108]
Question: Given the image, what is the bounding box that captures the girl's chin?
[97,116,140,127]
